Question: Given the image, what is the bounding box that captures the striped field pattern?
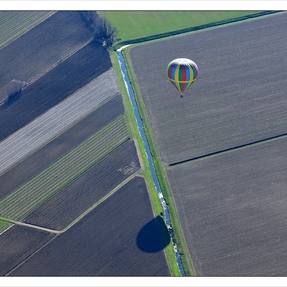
[0,220,12,235]
[0,116,129,222]
[0,11,55,49]
[0,68,118,177]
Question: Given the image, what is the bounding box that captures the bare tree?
[80,12,116,47]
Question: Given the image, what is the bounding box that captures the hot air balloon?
[167,58,199,97]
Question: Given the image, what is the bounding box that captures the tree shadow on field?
[136,216,170,253]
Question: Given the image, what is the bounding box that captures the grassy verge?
[111,52,183,276]
[121,49,195,275]
[0,11,55,49]
[0,116,129,221]
[107,11,281,276]
[0,219,12,234]
[102,11,258,42]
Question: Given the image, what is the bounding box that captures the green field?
[0,116,129,222]
[0,11,55,49]
[102,11,257,41]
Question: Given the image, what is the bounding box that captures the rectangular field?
[168,136,287,275]
[130,12,287,164]
[0,11,55,49]
[130,12,287,275]
[0,95,124,200]
[0,11,93,87]
[0,68,119,177]
[10,177,170,276]
[0,225,54,275]
[102,11,257,41]
[0,220,12,234]
[24,140,140,230]
[0,116,129,222]
[0,41,111,142]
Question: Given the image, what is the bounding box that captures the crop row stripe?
[0,118,128,217]
[2,118,124,203]
[0,115,129,220]
[0,125,128,218]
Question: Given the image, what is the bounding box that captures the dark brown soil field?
[168,136,287,275]
[0,225,54,275]
[25,140,140,230]
[0,41,111,142]
[0,95,123,200]
[0,68,120,177]
[130,13,287,275]
[130,12,287,165]
[0,11,93,87]
[10,177,170,276]
[0,11,171,277]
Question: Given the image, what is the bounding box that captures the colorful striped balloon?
[167,58,199,97]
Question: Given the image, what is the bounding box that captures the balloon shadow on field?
[136,216,170,253]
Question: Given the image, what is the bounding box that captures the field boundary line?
[169,131,287,167]
[5,234,57,276]
[27,39,93,87]
[0,115,129,221]
[0,216,60,234]
[112,11,287,276]
[0,222,14,236]
[133,137,145,170]
[20,21,94,89]
[113,11,282,50]
[112,51,182,275]
[0,78,118,178]
[0,172,139,236]
[116,51,188,276]
[58,172,139,233]
[136,173,145,179]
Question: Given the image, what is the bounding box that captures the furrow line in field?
[1,135,129,219]
[0,119,126,206]
[0,116,129,220]
[11,131,129,219]
[1,119,127,203]
[0,11,55,49]
[0,68,118,176]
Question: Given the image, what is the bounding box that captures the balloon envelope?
[167,58,199,96]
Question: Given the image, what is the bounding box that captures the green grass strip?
[102,11,258,43]
[0,116,129,221]
[112,52,182,276]
[126,49,195,274]
[0,219,12,234]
